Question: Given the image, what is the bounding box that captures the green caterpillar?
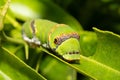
[22,19,80,61]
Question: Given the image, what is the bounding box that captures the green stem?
[2,31,24,44]
[35,54,42,72]
[2,31,29,59]
[24,43,29,59]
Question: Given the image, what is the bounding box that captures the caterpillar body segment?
[22,19,80,61]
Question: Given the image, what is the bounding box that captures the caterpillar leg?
[22,33,41,47]
[42,43,49,48]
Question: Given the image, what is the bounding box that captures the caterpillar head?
[49,24,80,62]
[55,38,80,61]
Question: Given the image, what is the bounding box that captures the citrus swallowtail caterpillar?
[22,19,80,61]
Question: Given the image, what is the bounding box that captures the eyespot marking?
[54,38,57,44]
[54,32,80,45]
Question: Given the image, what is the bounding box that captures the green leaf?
[92,27,120,71]
[41,27,120,80]
[0,47,46,80]
[79,31,97,56]
[73,28,120,80]
[40,55,77,80]
[9,0,83,31]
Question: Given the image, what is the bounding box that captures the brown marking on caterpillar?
[30,20,37,34]
[54,32,80,45]
[48,24,66,42]
[68,51,80,55]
